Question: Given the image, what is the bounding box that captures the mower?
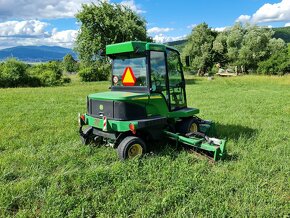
[78,41,226,161]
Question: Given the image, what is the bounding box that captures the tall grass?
[0,75,289,217]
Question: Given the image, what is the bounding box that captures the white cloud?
[236,15,251,23]
[285,23,290,27]
[187,24,197,29]
[153,34,186,44]
[0,20,49,36]
[0,24,78,49]
[252,0,290,23]
[148,27,174,34]
[120,0,146,14]
[49,30,78,47]
[236,0,290,25]
[213,27,228,32]
[0,0,146,20]
[0,0,96,20]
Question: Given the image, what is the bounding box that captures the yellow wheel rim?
[128,144,143,158]
[189,123,198,133]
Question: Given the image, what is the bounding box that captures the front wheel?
[177,117,200,134]
[117,136,147,160]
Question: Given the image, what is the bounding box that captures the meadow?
[0,75,289,217]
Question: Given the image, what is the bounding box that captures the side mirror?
[185,56,190,67]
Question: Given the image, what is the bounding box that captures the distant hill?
[167,26,290,50]
[0,46,77,62]
[273,26,290,43]
[167,39,187,47]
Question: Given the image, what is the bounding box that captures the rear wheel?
[80,135,90,145]
[177,117,200,134]
[117,136,147,160]
[80,127,93,145]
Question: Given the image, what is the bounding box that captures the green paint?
[106,41,179,55]
[86,114,138,132]
[163,130,226,161]
[82,40,226,161]
[89,91,148,101]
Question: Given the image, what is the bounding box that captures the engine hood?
[88,91,149,101]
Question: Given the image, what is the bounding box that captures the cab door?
[166,49,186,111]
[149,51,169,102]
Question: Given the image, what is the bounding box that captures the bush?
[78,67,98,82]
[257,48,290,75]
[78,62,110,82]
[28,61,65,86]
[0,59,71,88]
[0,58,29,87]
[63,54,79,73]
[62,77,71,84]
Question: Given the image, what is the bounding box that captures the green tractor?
[79,41,226,161]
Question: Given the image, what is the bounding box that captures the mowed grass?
[0,75,289,217]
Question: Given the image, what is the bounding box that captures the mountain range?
[0,46,77,62]
[0,27,289,62]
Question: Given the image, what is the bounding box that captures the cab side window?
[150,51,168,99]
[166,49,186,110]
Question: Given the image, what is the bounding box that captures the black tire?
[177,117,200,134]
[117,136,147,160]
[80,127,93,145]
[80,135,90,145]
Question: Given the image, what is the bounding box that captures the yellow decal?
[122,67,136,86]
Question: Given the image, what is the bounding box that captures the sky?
[0,0,290,49]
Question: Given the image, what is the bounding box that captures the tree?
[0,58,29,87]
[226,23,244,65]
[257,47,290,75]
[28,61,65,86]
[63,54,78,73]
[182,23,216,75]
[212,31,228,65]
[238,25,274,71]
[268,38,286,55]
[75,1,148,64]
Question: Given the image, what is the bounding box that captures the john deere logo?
[99,104,104,110]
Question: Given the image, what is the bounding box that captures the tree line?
[182,23,290,75]
[1,1,289,88]
[0,55,76,88]
[74,1,290,78]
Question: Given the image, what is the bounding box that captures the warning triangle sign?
[122,67,136,86]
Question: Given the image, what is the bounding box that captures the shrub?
[0,59,71,88]
[63,54,79,73]
[78,62,110,82]
[257,48,290,75]
[0,58,29,87]
[62,77,71,84]
[78,67,98,82]
[28,61,65,86]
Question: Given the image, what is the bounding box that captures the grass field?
[0,75,289,217]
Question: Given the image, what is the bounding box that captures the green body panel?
[89,91,149,101]
[85,114,138,132]
[106,41,146,55]
[168,108,199,118]
[106,41,179,55]
[163,130,226,161]
[88,91,199,120]
[146,93,199,118]
[145,43,166,52]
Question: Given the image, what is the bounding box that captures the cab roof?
[106,41,179,55]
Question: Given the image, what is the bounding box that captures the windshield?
[112,54,147,87]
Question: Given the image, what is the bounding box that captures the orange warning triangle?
[122,67,136,86]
